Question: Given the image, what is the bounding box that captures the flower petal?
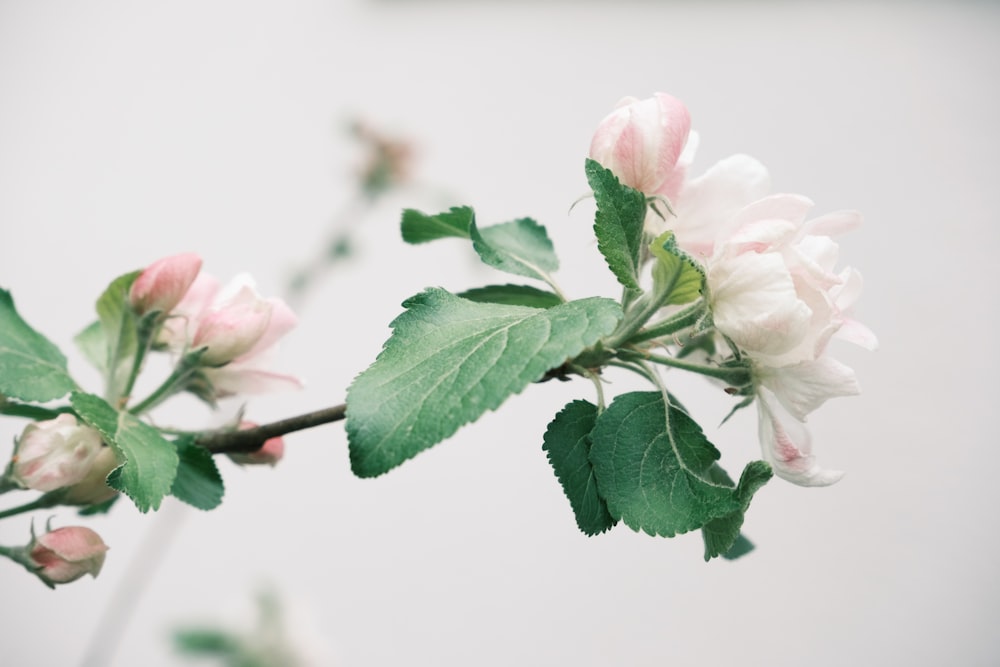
[757,394,844,487]
[756,357,860,421]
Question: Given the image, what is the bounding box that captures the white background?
[0,1,997,665]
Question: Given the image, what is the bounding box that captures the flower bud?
[59,446,120,506]
[227,422,285,467]
[192,286,274,366]
[130,252,203,315]
[589,93,691,200]
[9,414,104,492]
[29,526,108,587]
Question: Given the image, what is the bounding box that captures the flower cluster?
[590,93,876,486]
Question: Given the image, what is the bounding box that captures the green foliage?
[401,206,474,243]
[585,159,648,290]
[589,392,765,537]
[92,271,142,402]
[542,400,616,535]
[459,284,562,309]
[347,288,622,477]
[650,231,705,306]
[71,392,179,512]
[701,461,772,560]
[171,437,225,510]
[0,289,76,401]
[77,495,120,516]
[470,217,559,282]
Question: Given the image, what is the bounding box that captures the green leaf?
[589,391,741,537]
[400,206,474,243]
[470,217,559,281]
[542,400,616,536]
[650,231,705,306]
[171,438,224,510]
[93,271,141,402]
[459,284,563,309]
[585,158,648,290]
[0,289,76,401]
[71,392,179,513]
[77,495,120,516]
[347,289,622,477]
[701,460,772,560]
[74,321,107,373]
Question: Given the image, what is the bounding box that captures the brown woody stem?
[196,403,347,454]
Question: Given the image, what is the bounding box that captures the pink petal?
[757,395,844,487]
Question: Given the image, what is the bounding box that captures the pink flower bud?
[29,526,108,586]
[589,93,692,201]
[10,414,104,492]
[227,421,285,466]
[193,285,274,366]
[130,252,203,315]
[60,446,120,506]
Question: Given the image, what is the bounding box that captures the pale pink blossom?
[226,422,285,467]
[707,194,876,367]
[29,526,108,586]
[9,415,104,492]
[589,93,692,203]
[129,252,202,315]
[164,273,301,396]
[60,446,120,506]
[756,390,845,487]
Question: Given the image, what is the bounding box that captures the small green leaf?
[650,231,705,306]
[77,495,120,516]
[459,284,563,309]
[171,438,225,510]
[542,400,616,536]
[401,206,474,243]
[74,321,107,373]
[701,460,772,560]
[71,392,179,513]
[471,217,559,281]
[586,158,647,290]
[347,289,622,477]
[589,391,741,537]
[94,271,141,402]
[0,289,76,401]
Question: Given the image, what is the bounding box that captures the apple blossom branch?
[195,403,347,454]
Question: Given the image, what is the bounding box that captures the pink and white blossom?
[589,93,693,203]
[129,252,202,315]
[755,391,845,487]
[60,446,120,506]
[9,415,104,492]
[29,525,108,587]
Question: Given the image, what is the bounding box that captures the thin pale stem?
[617,349,751,384]
[628,301,706,344]
[0,493,60,521]
[128,355,200,416]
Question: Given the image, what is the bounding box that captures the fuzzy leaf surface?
[650,231,705,306]
[71,392,178,513]
[586,158,647,290]
[589,391,742,537]
[471,217,559,281]
[0,289,76,401]
[459,284,562,309]
[347,289,622,477]
[700,461,772,560]
[171,438,225,510]
[543,399,616,535]
[400,206,474,243]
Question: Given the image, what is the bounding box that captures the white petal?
[757,357,860,421]
[733,193,814,228]
[757,395,844,487]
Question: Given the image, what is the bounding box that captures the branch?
[195,403,347,454]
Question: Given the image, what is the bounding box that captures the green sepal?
[700,461,772,560]
[0,289,76,401]
[401,206,474,243]
[171,437,225,511]
[71,391,179,513]
[77,495,120,516]
[589,391,744,537]
[346,289,622,477]
[585,158,647,290]
[542,400,616,536]
[650,231,704,306]
[459,284,563,309]
[89,270,142,403]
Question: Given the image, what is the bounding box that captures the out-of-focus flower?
[129,252,203,315]
[29,525,108,587]
[706,194,876,367]
[60,446,119,506]
[227,422,285,467]
[589,93,692,203]
[8,415,104,492]
[162,273,300,396]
